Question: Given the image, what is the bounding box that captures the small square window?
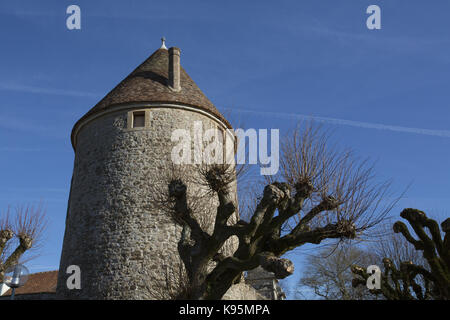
[133,112,145,128]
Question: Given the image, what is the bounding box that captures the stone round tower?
[56,42,237,299]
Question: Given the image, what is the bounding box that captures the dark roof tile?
[71,48,231,149]
[2,271,58,296]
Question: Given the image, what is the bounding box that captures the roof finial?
[160,37,167,50]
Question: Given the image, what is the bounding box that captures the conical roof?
[72,48,231,147]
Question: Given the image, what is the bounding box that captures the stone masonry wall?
[57,106,238,299]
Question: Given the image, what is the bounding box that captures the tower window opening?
[133,111,145,128]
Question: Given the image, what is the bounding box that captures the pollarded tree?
[296,219,426,300]
[351,209,450,300]
[156,125,396,299]
[369,219,428,272]
[0,204,47,283]
[297,245,378,300]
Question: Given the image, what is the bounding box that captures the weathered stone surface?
[222,283,266,300]
[245,267,286,300]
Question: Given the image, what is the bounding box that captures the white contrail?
[0,83,98,98]
[224,108,450,138]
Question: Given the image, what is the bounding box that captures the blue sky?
[1,0,450,299]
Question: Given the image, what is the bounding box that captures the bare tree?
[297,244,378,300]
[369,220,427,270]
[295,218,426,300]
[352,209,450,300]
[0,203,47,283]
[157,124,396,299]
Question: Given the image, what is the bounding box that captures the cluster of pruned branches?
[155,124,396,299]
[351,208,450,300]
[0,203,47,283]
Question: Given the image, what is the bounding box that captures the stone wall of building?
[222,283,266,300]
[57,105,238,299]
[245,267,286,300]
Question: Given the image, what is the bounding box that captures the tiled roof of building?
[71,47,231,148]
[2,271,58,296]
